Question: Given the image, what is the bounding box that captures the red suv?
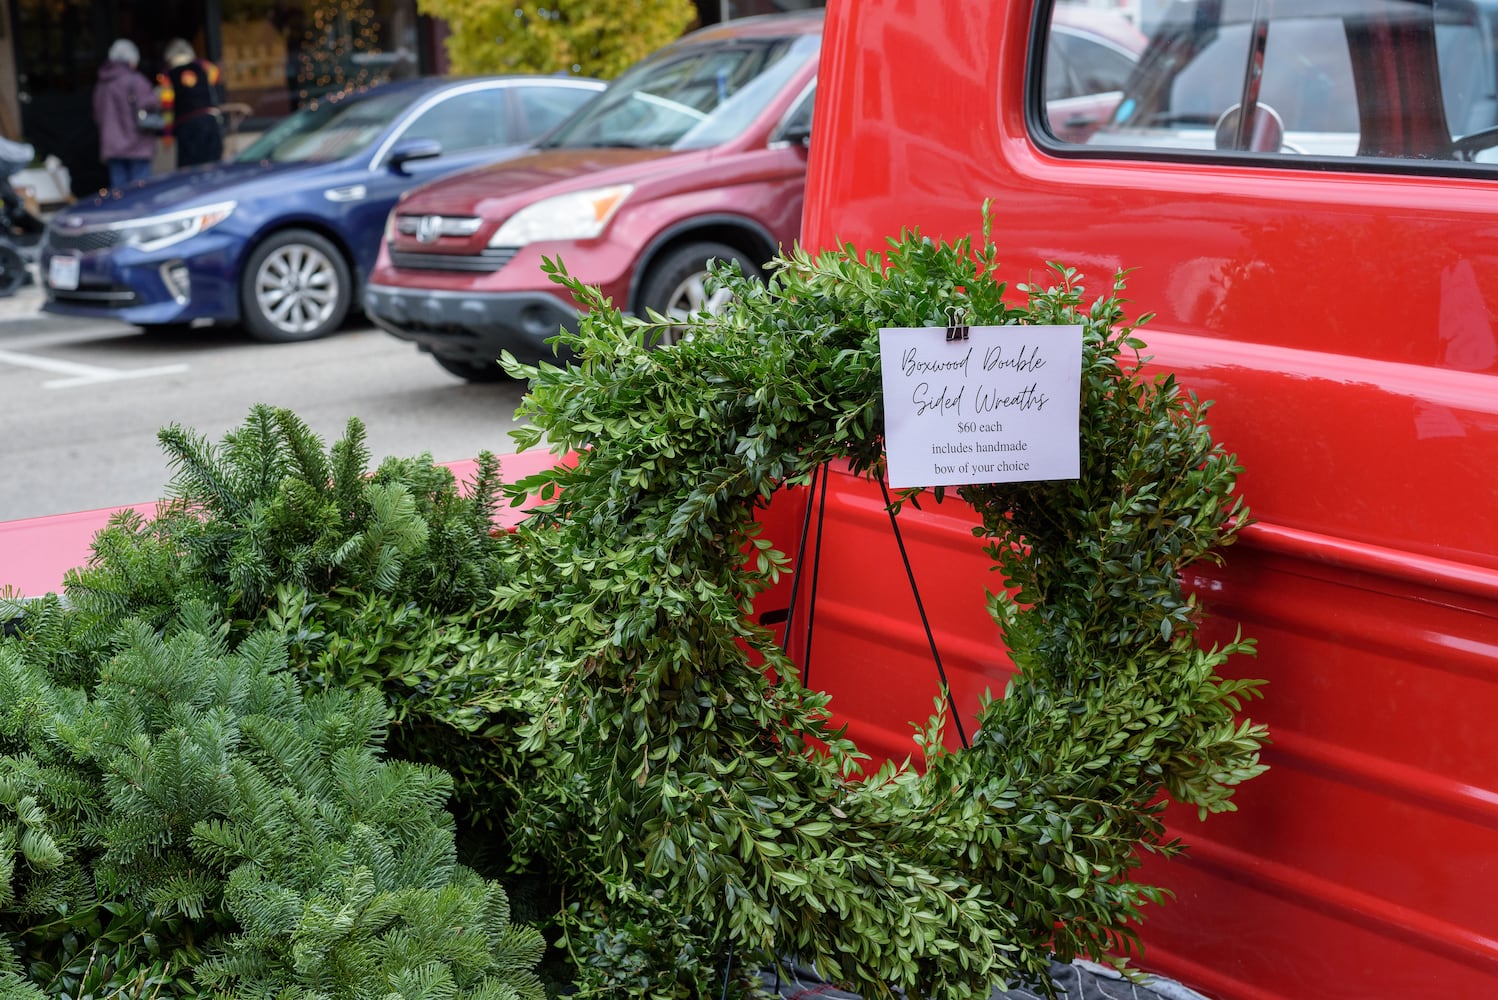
[364,12,822,382]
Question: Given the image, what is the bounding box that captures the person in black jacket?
[158,38,224,168]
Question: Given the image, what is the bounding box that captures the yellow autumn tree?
[417,0,699,79]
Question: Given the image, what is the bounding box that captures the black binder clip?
[945,306,969,342]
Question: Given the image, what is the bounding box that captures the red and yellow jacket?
[156,58,223,134]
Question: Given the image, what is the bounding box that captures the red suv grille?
[386,246,519,273]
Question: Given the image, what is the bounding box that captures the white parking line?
[0,348,188,389]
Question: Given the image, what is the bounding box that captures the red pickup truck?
[5,2,1497,998]
[785,1,1498,998]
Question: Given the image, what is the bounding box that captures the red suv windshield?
[540,33,820,151]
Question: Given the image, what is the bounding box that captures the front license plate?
[48,255,80,291]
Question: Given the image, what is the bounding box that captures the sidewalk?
[0,281,44,322]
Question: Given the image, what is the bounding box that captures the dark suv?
[364,12,822,382]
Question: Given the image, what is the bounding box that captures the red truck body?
[773,1,1498,998]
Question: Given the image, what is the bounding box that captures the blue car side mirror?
[387,139,443,172]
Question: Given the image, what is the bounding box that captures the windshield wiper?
[575,140,658,149]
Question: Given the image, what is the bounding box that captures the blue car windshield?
[236,90,411,164]
[541,33,818,151]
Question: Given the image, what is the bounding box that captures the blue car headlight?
[119,201,237,252]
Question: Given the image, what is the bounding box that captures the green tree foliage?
[61,408,506,642]
[53,407,533,840]
[415,0,699,78]
[0,603,544,999]
[0,412,544,999]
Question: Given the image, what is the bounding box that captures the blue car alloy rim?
[253,240,341,338]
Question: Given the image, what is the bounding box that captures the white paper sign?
[878,324,1084,488]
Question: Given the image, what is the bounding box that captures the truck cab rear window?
[1040,0,1498,169]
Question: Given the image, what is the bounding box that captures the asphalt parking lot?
[0,282,532,521]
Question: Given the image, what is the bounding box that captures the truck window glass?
[1039,0,1498,168]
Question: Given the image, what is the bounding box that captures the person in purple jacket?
[93,39,160,190]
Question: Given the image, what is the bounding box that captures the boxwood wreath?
[489,209,1269,998]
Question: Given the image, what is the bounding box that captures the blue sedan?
[40,74,603,342]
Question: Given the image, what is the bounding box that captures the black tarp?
[759,959,1212,1000]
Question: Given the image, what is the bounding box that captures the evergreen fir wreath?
[489,208,1270,998]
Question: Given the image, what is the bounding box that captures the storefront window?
[220,0,421,124]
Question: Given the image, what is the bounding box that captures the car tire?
[433,354,511,383]
[239,228,351,343]
[637,241,759,346]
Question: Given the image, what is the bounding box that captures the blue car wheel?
[240,228,352,342]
